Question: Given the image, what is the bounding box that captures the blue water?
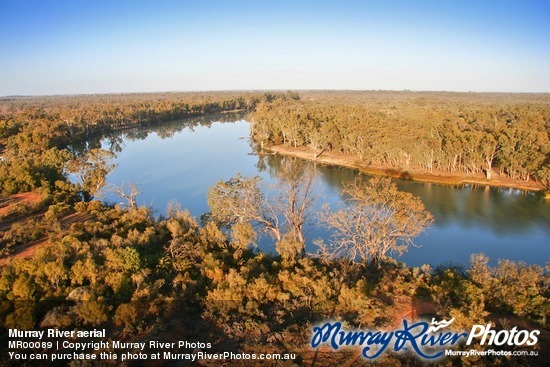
[97,116,550,267]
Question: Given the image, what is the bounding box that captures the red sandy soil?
[0,238,49,265]
[0,191,43,217]
[0,212,91,265]
[266,145,544,192]
[0,192,90,265]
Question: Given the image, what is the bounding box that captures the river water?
[88,114,549,267]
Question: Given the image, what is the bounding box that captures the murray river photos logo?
[311,318,540,360]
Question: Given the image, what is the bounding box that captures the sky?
[1,0,549,95]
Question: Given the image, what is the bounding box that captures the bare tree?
[207,175,281,241]
[273,158,315,245]
[207,158,315,256]
[319,177,433,265]
[109,182,141,209]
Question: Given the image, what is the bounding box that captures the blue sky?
[1,0,549,95]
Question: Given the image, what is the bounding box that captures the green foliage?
[73,300,109,326]
[113,303,140,331]
[208,159,314,250]
[250,92,550,185]
[275,234,303,265]
[432,254,549,329]
[1,217,51,256]
[491,260,547,321]
[0,195,546,366]
[230,221,256,260]
[67,148,115,200]
[207,175,266,229]
[4,302,36,329]
[0,92,547,365]
[0,91,293,198]
[44,203,71,221]
[0,147,71,194]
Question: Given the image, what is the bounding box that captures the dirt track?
[0,192,90,264]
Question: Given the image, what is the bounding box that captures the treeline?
[0,92,295,195]
[249,91,550,188]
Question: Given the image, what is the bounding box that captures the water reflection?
[69,112,243,157]
[86,115,550,267]
[270,155,550,237]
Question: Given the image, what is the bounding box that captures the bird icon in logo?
[426,318,455,333]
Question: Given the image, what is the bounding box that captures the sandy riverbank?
[265,145,545,192]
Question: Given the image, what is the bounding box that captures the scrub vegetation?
[0,91,548,366]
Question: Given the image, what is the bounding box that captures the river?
[80,114,549,267]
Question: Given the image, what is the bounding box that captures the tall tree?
[207,175,281,241]
[207,159,315,255]
[319,177,433,265]
[273,159,315,245]
[67,148,115,200]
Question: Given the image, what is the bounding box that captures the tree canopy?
[250,91,550,188]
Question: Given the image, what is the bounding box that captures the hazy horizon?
[1,0,549,96]
[3,89,550,99]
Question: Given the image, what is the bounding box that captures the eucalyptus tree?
[67,148,115,200]
[207,159,315,258]
[319,177,433,265]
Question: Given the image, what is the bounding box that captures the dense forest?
[0,91,549,366]
[250,92,550,189]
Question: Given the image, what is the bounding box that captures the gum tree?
[319,177,434,265]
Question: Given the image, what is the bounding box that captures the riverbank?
[265,145,545,192]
